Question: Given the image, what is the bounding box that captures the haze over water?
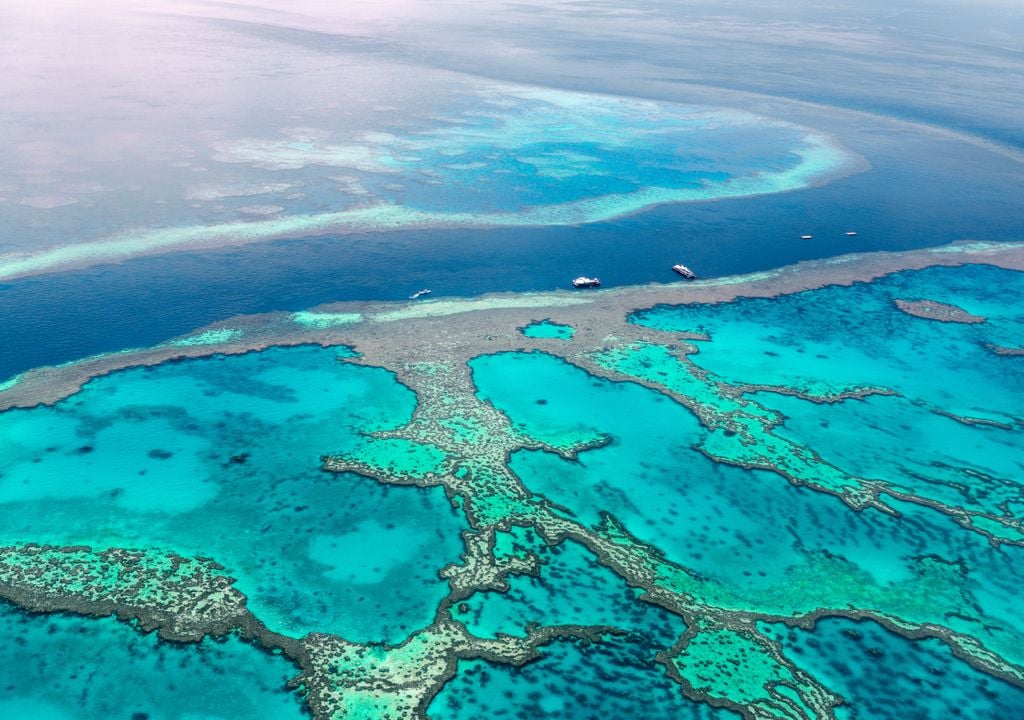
[1,0,1023,376]
[1,2,1023,720]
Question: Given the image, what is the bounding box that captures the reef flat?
[1,239,1023,719]
[893,298,987,324]
[3,239,1021,411]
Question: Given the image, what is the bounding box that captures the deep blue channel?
[1,130,1021,380]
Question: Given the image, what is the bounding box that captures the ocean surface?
[0,345,466,643]
[3,261,1023,718]
[1,1,1023,719]
[2,1,1023,380]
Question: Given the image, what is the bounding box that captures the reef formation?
[1,239,1023,719]
[0,84,864,282]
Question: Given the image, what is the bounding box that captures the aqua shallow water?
[631,264,1024,423]
[453,532,685,644]
[0,602,305,720]
[751,391,1024,522]
[470,349,1024,667]
[430,636,733,720]
[0,345,465,643]
[520,319,575,340]
[761,618,1024,720]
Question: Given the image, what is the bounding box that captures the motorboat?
[672,264,696,279]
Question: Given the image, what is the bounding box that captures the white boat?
[409,289,431,299]
[800,234,814,240]
[572,276,601,288]
[845,231,858,236]
[672,264,696,279]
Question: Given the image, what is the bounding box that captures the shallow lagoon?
[632,264,1024,422]
[453,533,685,643]
[520,319,575,341]
[761,618,1024,720]
[0,345,465,643]
[470,345,1024,665]
[0,603,305,720]
[431,636,731,720]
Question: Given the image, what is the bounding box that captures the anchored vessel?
[572,276,601,288]
[672,264,696,279]
[846,231,858,236]
[409,289,432,299]
[800,234,814,240]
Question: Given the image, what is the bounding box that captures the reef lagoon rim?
[0,83,866,284]
[3,238,1022,412]
[2,236,1024,720]
[3,236,1024,719]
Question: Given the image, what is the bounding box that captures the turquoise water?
[444,532,708,717]
[761,618,1024,720]
[0,602,305,719]
[751,391,1024,523]
[520,319,576,340]
[471,350,709,534]
[470,349,1024,666]
[623,262,1024,540]
[430,637,733,720]
[631,264,1024,423]
[3,267,1023,716]
[0,82,861,284]
[0,346,465,643]
[453,533,685,643]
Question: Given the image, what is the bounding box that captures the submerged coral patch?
[2,246,1023,720]
[0,85,864,282]
[520,319,576,340]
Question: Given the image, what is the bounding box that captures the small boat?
[572,276,601,289]
[409,289,432,300]
[800,234,814,240]
[845,231,858,236]
[672,264,696,279]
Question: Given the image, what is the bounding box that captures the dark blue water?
[761,618,1024,720]
[1,125,1022,380]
